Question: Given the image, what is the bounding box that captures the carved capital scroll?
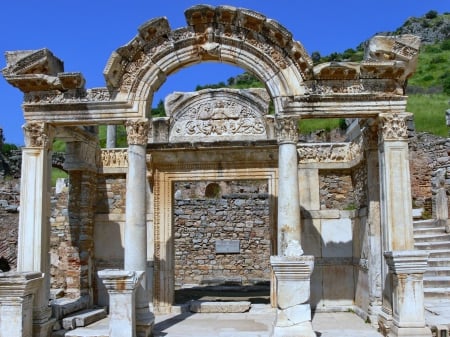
[22,122,53,148]
[378,113,411,141]
[125,119,150,145]
[275,117,298,144]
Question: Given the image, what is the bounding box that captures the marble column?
[106,125,117,148]
[276,116,303,256]
[384,251,431,337]
[18,122,55,336]
[0,272,43,337]
[125,119,153,337]
[363,119,383,325]
[377,113,419,336]
[98,270,144,337]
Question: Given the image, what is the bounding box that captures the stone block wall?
[95,174,126,215]
[173,180,271,287]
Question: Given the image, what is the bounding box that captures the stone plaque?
[215,240,240,254]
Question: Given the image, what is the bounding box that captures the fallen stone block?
[190,300,251,313]
[62,308,107,330]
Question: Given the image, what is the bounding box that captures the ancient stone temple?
[1,5,433,337]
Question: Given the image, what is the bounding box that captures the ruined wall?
[319,170,356,210]
[409,132,450,216]
[173,180,271,287]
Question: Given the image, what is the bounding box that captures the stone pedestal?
[270,255,315,337]
[98,270,147,337]
[384,251,431,337]
[0,272,43,337]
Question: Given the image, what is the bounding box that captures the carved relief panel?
[166,88,271,142]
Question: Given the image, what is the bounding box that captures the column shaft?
[106,125,117,148]
[276,117,302,256]
[18,122,54,333]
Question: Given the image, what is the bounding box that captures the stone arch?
[104,5,313,116]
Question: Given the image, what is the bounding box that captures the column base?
[388,325,431,337]
[33,318,56,337]
[136,309,155,337]
[378,309,393,337]
[272,321,316,337]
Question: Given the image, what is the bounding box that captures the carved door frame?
[152,164,278,314]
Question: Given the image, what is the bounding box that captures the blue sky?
[1,1,448,145]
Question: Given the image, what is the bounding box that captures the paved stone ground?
[153,306,383,337]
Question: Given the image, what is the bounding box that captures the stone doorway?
[173,180,271,305]
[152,163,278,314]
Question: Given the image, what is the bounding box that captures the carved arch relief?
[165,88,271,142]
[103,5,313,114]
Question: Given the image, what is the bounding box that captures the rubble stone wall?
[173,180,271,287]
[409,132,450,216]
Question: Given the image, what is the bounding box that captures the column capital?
[275,116,298,144]
[98,269,144,292]
[125,119,150,145]
[22,122,54,148]
[384,250,429,274]
[378,113,412,142]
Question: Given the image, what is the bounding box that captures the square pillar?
[384,251,431,337]
[377,113,415,334]
[18,122,55,336]
[98,270,145,337]
[270,255,315,337]
[0,272,43,337]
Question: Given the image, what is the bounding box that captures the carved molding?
[101,149,128,168]
[275,117,298,144]
[22,122,53,148]
[379,113,410,141]
[125,119,150,145]
[297,137,363,164]
[23,88,112,105]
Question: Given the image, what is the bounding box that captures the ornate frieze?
[101,149,128,168]
[125,119,150,145]
[23,88,112,105]
[379,113,410,141]
[23,122,53,148]
[275,117,298,144]
[297,137,363,164]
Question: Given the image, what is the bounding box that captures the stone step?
[425,266,450,277]
[413,220,439,228]
[414,234,450,243]
[424,276,450,287]
[62,308,107,330]
[414,227,447,235]
[424,288,450,299]
[415,241,450,251]
[189,300,251,313]
[427,249,450,258]
[428,257,450,267]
